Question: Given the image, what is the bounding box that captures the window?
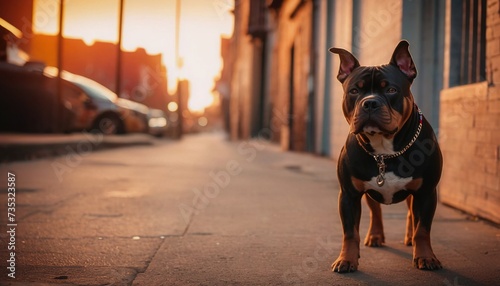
[449,0,486,86]
[248,0,268,39]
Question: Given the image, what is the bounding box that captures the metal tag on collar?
[374,155,386,187]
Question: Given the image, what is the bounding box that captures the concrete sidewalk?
[1,133,498,285]
[130,135,500,285]
[0,132,155,162]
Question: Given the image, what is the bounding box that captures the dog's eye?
[387,87,397,94]
[349,88,359,95]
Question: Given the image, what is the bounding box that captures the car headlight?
[148,117,167,128]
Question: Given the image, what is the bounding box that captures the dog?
[329,40,443,273]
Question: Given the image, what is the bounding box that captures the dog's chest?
[363,172,412,204]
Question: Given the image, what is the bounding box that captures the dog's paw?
[364,234,385,247]
[331,258,358,273]
[404,236,412,246]
[413,256,442,270]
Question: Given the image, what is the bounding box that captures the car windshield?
[44,67,117,102]
[70,76,117,102]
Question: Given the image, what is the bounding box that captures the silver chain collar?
[356,108,423,187]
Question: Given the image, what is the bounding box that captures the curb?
[0,134,155,162]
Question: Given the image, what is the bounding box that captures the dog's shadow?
[352,244,482,285]
[375,244,413,260]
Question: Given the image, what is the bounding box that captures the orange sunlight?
[33,0,234,112]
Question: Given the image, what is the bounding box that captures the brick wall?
[229,0,254,140]
[439,0,500,224]
[353,0,403,66]
[269,0,312,151]
[329,0,353,161]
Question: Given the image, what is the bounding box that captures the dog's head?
[329,40,417,138]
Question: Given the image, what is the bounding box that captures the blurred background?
[0,0,233,137]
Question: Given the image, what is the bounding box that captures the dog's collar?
[355,106,423,187]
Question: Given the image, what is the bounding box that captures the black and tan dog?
[329,41,443,273]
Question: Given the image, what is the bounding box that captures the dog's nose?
[362,99,381,111]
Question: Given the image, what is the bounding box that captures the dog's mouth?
[351,113,398,136]
[352,121,398,136]
[362,125,388,135]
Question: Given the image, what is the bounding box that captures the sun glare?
[33,0,234,112]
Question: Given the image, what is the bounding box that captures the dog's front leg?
[364,195,385,247]
[411,190,442,270]
[331,189,362,273]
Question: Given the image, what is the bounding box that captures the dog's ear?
[329,47,360,83]
[390,40,417,81]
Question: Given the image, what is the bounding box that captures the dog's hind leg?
[404,196,413,246]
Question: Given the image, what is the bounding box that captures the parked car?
[0,60,152,135]
[147,108,168,137]
[0,61,85,133]
[115,97,150,134]
[1,18,155,135]
[46,67,150,135]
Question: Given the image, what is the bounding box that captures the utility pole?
[175,0,183,138]
[116,0,124,97]
[56,0,65,133]
[175,0,180,69]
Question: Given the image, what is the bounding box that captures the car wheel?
[93,114,123,135]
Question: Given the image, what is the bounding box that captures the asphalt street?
[0,132,499,285]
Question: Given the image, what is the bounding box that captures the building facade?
[439,0,499,223]
[221,0,499,223]
[223,0,445,156]
[28,35,169,111]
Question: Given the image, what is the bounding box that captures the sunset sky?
[33,0,234,112]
